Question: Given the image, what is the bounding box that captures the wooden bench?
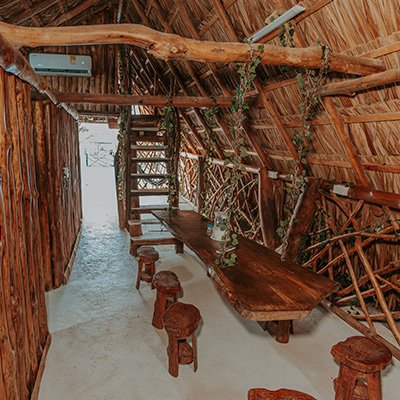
[153,210,337,343]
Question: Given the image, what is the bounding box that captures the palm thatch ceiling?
[2,0,400,194]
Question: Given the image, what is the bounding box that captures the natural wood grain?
[153,210,337,321]
[0,22,385,75]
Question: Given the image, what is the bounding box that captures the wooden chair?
[248,388,316,399]
[151,271,181,329]
[162,302,201,377]
[136,246,159,289]
[331,336,392,400]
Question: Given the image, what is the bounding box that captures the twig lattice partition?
[179,154,263,245]
[179,155,199,208]
[303,191,400,345]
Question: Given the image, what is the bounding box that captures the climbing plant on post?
[276,24,331,260]
[116,44,131,228]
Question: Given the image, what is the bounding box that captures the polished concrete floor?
[39,167,400,400]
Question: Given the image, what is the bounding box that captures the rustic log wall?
[0,66,81,399]
[33,100,82,290]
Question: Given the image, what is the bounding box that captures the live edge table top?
[153,210,337,321]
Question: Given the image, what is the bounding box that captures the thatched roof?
[2,0,400,193]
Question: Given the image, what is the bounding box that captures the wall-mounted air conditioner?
[29,53,92,77]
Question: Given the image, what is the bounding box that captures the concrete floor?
[39,167,400,400]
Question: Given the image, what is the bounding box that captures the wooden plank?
[153,210,337,321]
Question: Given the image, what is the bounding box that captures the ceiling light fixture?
[248,5,306,43]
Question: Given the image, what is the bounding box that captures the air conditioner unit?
[29,53,92,77]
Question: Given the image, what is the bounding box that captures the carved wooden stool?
[162,302,201,377]
[152,271,181,329]
[331,336,392,400]
[248,388,316,400]
[136,246,159,289]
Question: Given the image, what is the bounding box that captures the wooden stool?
[162,302,201,377]
[248,388,316,400]
[152,271,181,329]
[331,336,392,400]
[136,246,159,289]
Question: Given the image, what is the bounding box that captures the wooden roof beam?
[132,48,203,155]
[52,92,240,108]
[131,0,224,158]
[20,0,42,27]
[323,98,369,187]
[12,0,60,25]
[0,33,78,119]
[47,0,99,27]
[213,0,300,165]
[321,68,400,97]
[0,21,385,76]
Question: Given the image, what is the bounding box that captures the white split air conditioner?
[29,53,92,77]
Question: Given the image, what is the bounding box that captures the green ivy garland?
[159,103,180,212]
[216,43,264,267]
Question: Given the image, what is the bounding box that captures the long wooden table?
[153,210,337,343]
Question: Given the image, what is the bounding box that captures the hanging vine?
[276,24,331,260]
[214,43,264,267]
[159,102,181,212]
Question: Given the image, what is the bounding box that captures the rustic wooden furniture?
[331,336,392,400]
[248,388,317,400]
[152,270,181,329]
[153,210,337,343]
[162,301,201,377]
[136,246,159,289]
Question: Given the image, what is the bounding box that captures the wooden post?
[285,177,321,262]
[258,169,278,249]
[197,155,205,213]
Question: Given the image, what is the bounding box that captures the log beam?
[0,22,384,76]
[49,92,240,108]
[321,68,400,96]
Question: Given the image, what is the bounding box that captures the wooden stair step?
[130,189,169,196]
[131,173,169,179]
[131,157,170,162]
[128,218,161,226]
[131,205,168,213]
[131,145,168,150]
[130,231,182,256]
[130,127,160,132]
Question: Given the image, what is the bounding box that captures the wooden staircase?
[126,115,183,256]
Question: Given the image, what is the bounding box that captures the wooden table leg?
[276,320,292,344]
[175,240,184,254]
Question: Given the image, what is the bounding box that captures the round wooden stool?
[152,271,181,329]
[136,246,159,289]
[248,388,316,400]
[331,336,392,400]
[162,302,201,377]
